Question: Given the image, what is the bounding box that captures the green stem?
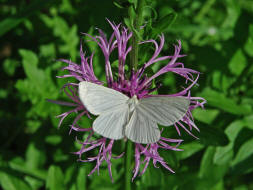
[125,0,145,189]
[130,33,138,71]
[125,140,133,190]
[129,0,145,71]
[195,0,216,22]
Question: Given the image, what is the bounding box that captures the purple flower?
[52,20,206,181]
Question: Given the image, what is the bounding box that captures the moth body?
[127,95,139,113]
[78,81,190,144]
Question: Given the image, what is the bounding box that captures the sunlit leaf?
[76,166,87,190]
[175,141,204,160]
[25,143,46,170]
[0,170,32,190]
[228,49,247,76]
[199,147,229,186]
[3,59,19,76]
[244,24,253,57]
[151,12,177,37]
[46,165,65,190]
[213,120,245,165]
[198,88,252,115]
[9,157,47,180]
[192,108,220,124]
[231,138,253,174]
[0,0,59,36]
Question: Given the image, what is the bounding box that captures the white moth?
[78,81,190,144]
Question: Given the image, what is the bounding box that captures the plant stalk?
[125,140,133,190]
[129,0,145,71]
[125,0,145,189]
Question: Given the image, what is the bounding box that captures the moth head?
[128,95,139,112]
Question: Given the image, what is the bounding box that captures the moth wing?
[93,104,129,140]
[79,81,129,115]
[125,107,160,144]
[139,96,190,126]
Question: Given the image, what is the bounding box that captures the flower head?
[52,20,206,181]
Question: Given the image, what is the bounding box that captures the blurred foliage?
[0,0,253,189]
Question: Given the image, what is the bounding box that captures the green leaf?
[18,49,43,87]
[89,158,123,189]
[89,170,121,190]
[83,27,105,81]
[175,141,204,160]
[192,108,220,124]
[59,0,76,14]
[9,157,47,180]
[128,0,137,8]
[159,149,178,169]
[139,166,165,189]
[224,120,245,141]
[3,59,19,76]
[26,120,41,134]
[45,135,62,145]
[25,143,46,170]
[59,24,79,61]
[198,88,252,115]
[214,141,233,166]
[199,147,215,178]
[0,170,32,190]
[63,166,76,189]
[211,71,235,92]
[199,147,229,186]
[40,43,56,58]
[0,89,8,99]
[41,15,79,61]
[113,2,124,9]
[53,150,69,163]
[24,176,44,190]
[0,17,24,37]
[152,12,177,37]
[126,5,143,40]
[228,49,247,76]
[231,138,253,174]
[243,115,253,129]
[128,6,136,26]
[46,165,65,190]
[0,0,59,36]
[124,18,131,29]
[17,49,58,118]
[211,180,225,190]
[213,120,244,165]
[198,124,229,146]
[76,166,86,190]
[244,24,253,57]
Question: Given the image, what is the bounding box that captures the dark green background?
[1,0,253,189]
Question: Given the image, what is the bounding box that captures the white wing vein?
[125,107,160,144]
[139,96,190,126]
[93,105,129,140]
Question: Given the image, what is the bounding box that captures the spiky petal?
[51,20,206,181]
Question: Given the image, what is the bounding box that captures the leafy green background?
[1,0,253,189]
